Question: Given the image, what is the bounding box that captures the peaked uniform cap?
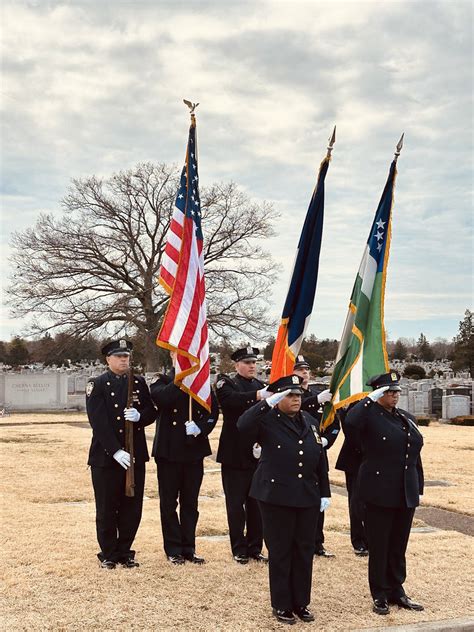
[231,346,259,362]
[268,374,305,394]
[367,371,401,391]
[101,339,133,356]
[294,355,310,369]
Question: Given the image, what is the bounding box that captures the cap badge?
[391,372,397,381]
[292,376,299,384]
[119,339,127,349]
[246,346,253,354]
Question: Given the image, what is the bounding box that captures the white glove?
[419,495,423,502]
[113,449,131,470]
[368,386,390,401]
[320,497,331,512]
[258,387,271,400]
[266,389,292,408]
[185,420,201,437]
[321,437,328,448]
[252,443,262,459]
[317,389,332,404]
[124,407,140,422]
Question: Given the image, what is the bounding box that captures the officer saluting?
[237,375,331,625]
[86,339,156,569]
[215,345,268,564]
[345,371,424,615]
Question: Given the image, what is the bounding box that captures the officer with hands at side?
[150,351,219,565]
[215,346,269,564]
[345,371,424,616]
[293,355,336,558]
[237,375,331,626]
[86,339,157,569]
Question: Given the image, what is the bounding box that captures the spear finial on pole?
[183,99,199,119]
[326,125,336,159]
[394,133,404,162]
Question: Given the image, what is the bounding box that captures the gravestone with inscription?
[442,395,470,419]
[0,373,68,410]
[429,387,443,417]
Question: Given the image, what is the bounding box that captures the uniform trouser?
[345,470,368,549]
[259,501,318,611]
[221,465,263,557]
[365,503,415,601]
[156,458,204,557]
[91,463,145,562]
[314,509,325,550]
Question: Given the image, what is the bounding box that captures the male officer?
[335,403,369,556]
[293,355,335,558]
[237,375,331,625]
[86,339,156,569]
[150,351,219,565]
[345,372,424,615]
[215,345,269,564]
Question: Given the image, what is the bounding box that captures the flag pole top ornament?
[183,99,199,118]
[326,125,336,159]
[394,133,404,162]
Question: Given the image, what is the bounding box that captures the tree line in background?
[1,310,472,377]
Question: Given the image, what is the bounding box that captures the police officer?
[215,346,268,564]
[345,372,424,615]
[335,403,369,556]
[237,375,331,625]
[293,355,336,558]
[86,339,156,569]
[150,351,219,565]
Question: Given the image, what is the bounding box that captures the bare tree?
[8,163,278,370]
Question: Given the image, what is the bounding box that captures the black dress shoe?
[315,547,335,558]
[250,553,268,563]
[183,553,205,564]
[167,555,185,565]
[391,595,424,611]
[354,546,369,557]
[119,558,140,568]
[272,609,296,625]
[99,559,116,569]
[294,606,315,622]
[372,599,389,615]
[233,554,249,564]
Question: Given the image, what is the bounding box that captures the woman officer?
[345,371,424,615]
[237,375,331,625]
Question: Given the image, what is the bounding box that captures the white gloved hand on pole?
[124,407,140,422]
[320,497,331,512]
[252,443,262,459]
[113,449,131,470]
[317,389,332,404]
[185,420,201,437]
[266,389,292,408]
[368,386,390,402]
[321,437,328,448]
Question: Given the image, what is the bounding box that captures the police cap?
[231,345,259,362]
[101,339,133,357]
[268,374,305,395]
[367,371,401,391]
[294,355,310,369]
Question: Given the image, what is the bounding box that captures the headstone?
[408,391,425,415]
[75,376,87,393]
[398,394,409,411]
[68,376,76,394]
[429,387,443,417]
[442,395,470,419]
[0,373,68,410]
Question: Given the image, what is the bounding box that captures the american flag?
[157,113,211,411]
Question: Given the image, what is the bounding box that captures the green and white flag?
[321,158,398,429]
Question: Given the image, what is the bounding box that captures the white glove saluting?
[368,385,390,402]
[320,497,331,512]
[317,389,332,404]
[266,389,292,408]
[252,443,262,459]
[185,420,201,437]
[113,449,131,470]
[258,386,271,400]
[124,407,140,422]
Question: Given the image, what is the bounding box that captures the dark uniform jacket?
[150,372,219,463]
[216,373,266,469]
[300,387,340,449]
[86,370,156,467]
[344,397,424,509]
[237,401,331,508]
[335,404,364,473]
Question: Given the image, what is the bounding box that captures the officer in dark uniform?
[294,355,336,558]
[86,339,156,569]
[335,403,369,556]
[237,375,331,625]
[215,345,268,564]
[150,351,219,565]
[345,372,424,615]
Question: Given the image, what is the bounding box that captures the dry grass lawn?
[1,414,473,631]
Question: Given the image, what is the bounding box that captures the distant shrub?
[416,417,431,426]
[449,416,474,426]
[403,364,426,379]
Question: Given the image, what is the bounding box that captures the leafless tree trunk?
[8,163,278,370]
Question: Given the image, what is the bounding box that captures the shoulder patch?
[86,381,94,397]
[216,379,225,389]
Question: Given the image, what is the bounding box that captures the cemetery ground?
[1,415,473,632]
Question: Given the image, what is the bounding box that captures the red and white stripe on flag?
[157,116,211,411]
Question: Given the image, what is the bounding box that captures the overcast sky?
[1,0,472,344]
